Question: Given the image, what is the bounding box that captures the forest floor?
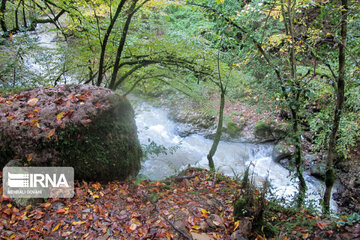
[1,168,359,240]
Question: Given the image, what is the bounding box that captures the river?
[132,98,337,212]
[19,24,337,212]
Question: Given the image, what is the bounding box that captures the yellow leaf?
[201,208,209,218]
[72,221,86,225]
[191,225,201,230]
[234,220,240,231]
[27,98,39,107]
[46,129,56,139]
[52,223,60,232]
[57,112,64,120]
[25,205,32,211]
[93,195,99,199]
[7,204,12,208]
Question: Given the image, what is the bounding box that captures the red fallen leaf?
[317,221,329,230]
[3,208,11,215]
[64,110,75,118]
[2,195,11,201]
[56,208,66,214]
[54,98,66,105]
[0,97,5,103]
[76,94,88,102]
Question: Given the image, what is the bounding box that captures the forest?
[0,0,360,239]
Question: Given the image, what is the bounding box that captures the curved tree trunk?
[323,0,347,214]
[207,90,225,172]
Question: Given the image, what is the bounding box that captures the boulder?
[272,142,293,163]
[310,160,327,180]
[253,121,285,142]
[0,85,142,181]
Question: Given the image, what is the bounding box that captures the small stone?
[200,221,209,231]
[206,214,225,229]
[231,230,248,240]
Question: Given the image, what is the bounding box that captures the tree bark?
[108,0,138,90]
[323,0,347,214]
[96,0,128,86]
[207,90,225,171]
[0,0,8,33]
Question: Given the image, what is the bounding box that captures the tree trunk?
[108,0,138,90]
[207,90,225,172]
[0,0,8,33]
[323,0,347,214]
[291,109,307,206]
[96,0,128,86]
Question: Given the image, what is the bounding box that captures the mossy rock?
[272,142,292,163]
[254,120,286,142]
[223,120,243,138]
[0,85,142,181]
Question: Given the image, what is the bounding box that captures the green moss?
[44,96,142,181]
[224,121,241,137]
[254,120,270,133]
[0,133,14,169]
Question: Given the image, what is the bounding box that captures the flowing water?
[19,25,337,212]
[133,98,337,211]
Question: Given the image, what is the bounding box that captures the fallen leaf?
[201,208,209,218]
[27,98,39,106]
[56,208,66,214]
[72,221,86,225]
[27,154,33,162]
[52,223,60,232]
[46,129,56,139]
[57,112,64,120]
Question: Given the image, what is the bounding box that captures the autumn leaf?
[56,208,66,214]
[27,154,33,162]
[46,129,56,139]
[52,223,61,232]
[317,221,329,230]
[27,98,39,106]
[201,208,209,218]
[234,220,240,231]
[57,112,64,120]
[64,110,75,118]
[72,221,86,225]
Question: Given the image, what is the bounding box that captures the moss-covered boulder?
[0,85,142,181]
[253,120,286,142]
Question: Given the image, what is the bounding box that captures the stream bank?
[128,95,337,212]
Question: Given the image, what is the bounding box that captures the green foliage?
[337,212,360,227]
[142,139,180,159]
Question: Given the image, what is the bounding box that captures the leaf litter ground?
[0,169,359,239]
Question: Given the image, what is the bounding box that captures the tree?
[192,0,308,205]
[323,0,348,213]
